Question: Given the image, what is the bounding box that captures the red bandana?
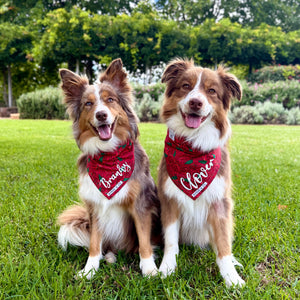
[164,130,221,200]
[87,140,135,200]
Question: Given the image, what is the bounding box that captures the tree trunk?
[2,67,8,106]
[214,61,218,70]
[76,59,80,74]
[68,58,76,72]
[85,59,94,81]
[249,64,253,75]
[7,64,13,107]
[147,66,152,84]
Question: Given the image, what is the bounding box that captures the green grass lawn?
[0,119,299,299]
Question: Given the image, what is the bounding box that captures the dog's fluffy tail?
[57,205,90,250]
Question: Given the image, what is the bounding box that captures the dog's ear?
[99,59,130,93]
[162,59,193,97]
[161,59,192,83]
[218,66,242,110]
[100,59,138,138]
[59,69,89,120]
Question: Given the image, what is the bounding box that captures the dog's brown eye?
[182,84,190,90]
[85,102,93,106]
[208,89,216,94]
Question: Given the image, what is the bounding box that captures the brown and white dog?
[57,59,160,279]
[157,59,245,287]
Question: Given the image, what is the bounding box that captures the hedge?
[230,101,300,125]
[134,93,164,122]
[233,80,300,109]
[16,66,300,125]
[133,82,165,102]
[247,65,300,83]
[17,87,66,119]
[16,83,166,121]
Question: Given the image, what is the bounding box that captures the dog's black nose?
[189,98,202,111]
[96,111,108,122]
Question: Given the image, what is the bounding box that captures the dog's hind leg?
[57,205,90,250]
[208,199,245,287]
[105,251,117,264]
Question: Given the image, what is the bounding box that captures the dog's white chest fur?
[79,174,129,246]
[164,175,225,246]
[79,174,129,204]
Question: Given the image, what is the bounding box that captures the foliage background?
[0,0,299,105]
[16,68,300,125]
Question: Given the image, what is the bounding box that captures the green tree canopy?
[156,0,300,32]
[0,0,140,23]
[32,7,106,78]
[0,0,299,105]
[190,18,300,70]
[0,23,32,66]
[0,22,32,106]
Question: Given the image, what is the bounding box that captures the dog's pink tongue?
[185,114,202,128]
[97,125,112,140]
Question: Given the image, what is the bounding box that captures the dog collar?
[87,140,135,199]
[164,129,221,200]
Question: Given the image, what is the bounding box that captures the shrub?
[134,93,163,122]
[248,65,300,83]
[229,64,249,80]
[17,87,66,119]
[256,101,288,124]
[232,80,300,109]
[230,101,300,125]
[230,105,264,124]
[287,107,300,125]
[133,82,165,122]
[133,82,165,102]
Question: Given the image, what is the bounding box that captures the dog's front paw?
[76,267,97,280]
[223,272,245,288]
[75,255,101,280]
[140,255,158,276]
[159,255,177,277]
[217,255,245,288]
